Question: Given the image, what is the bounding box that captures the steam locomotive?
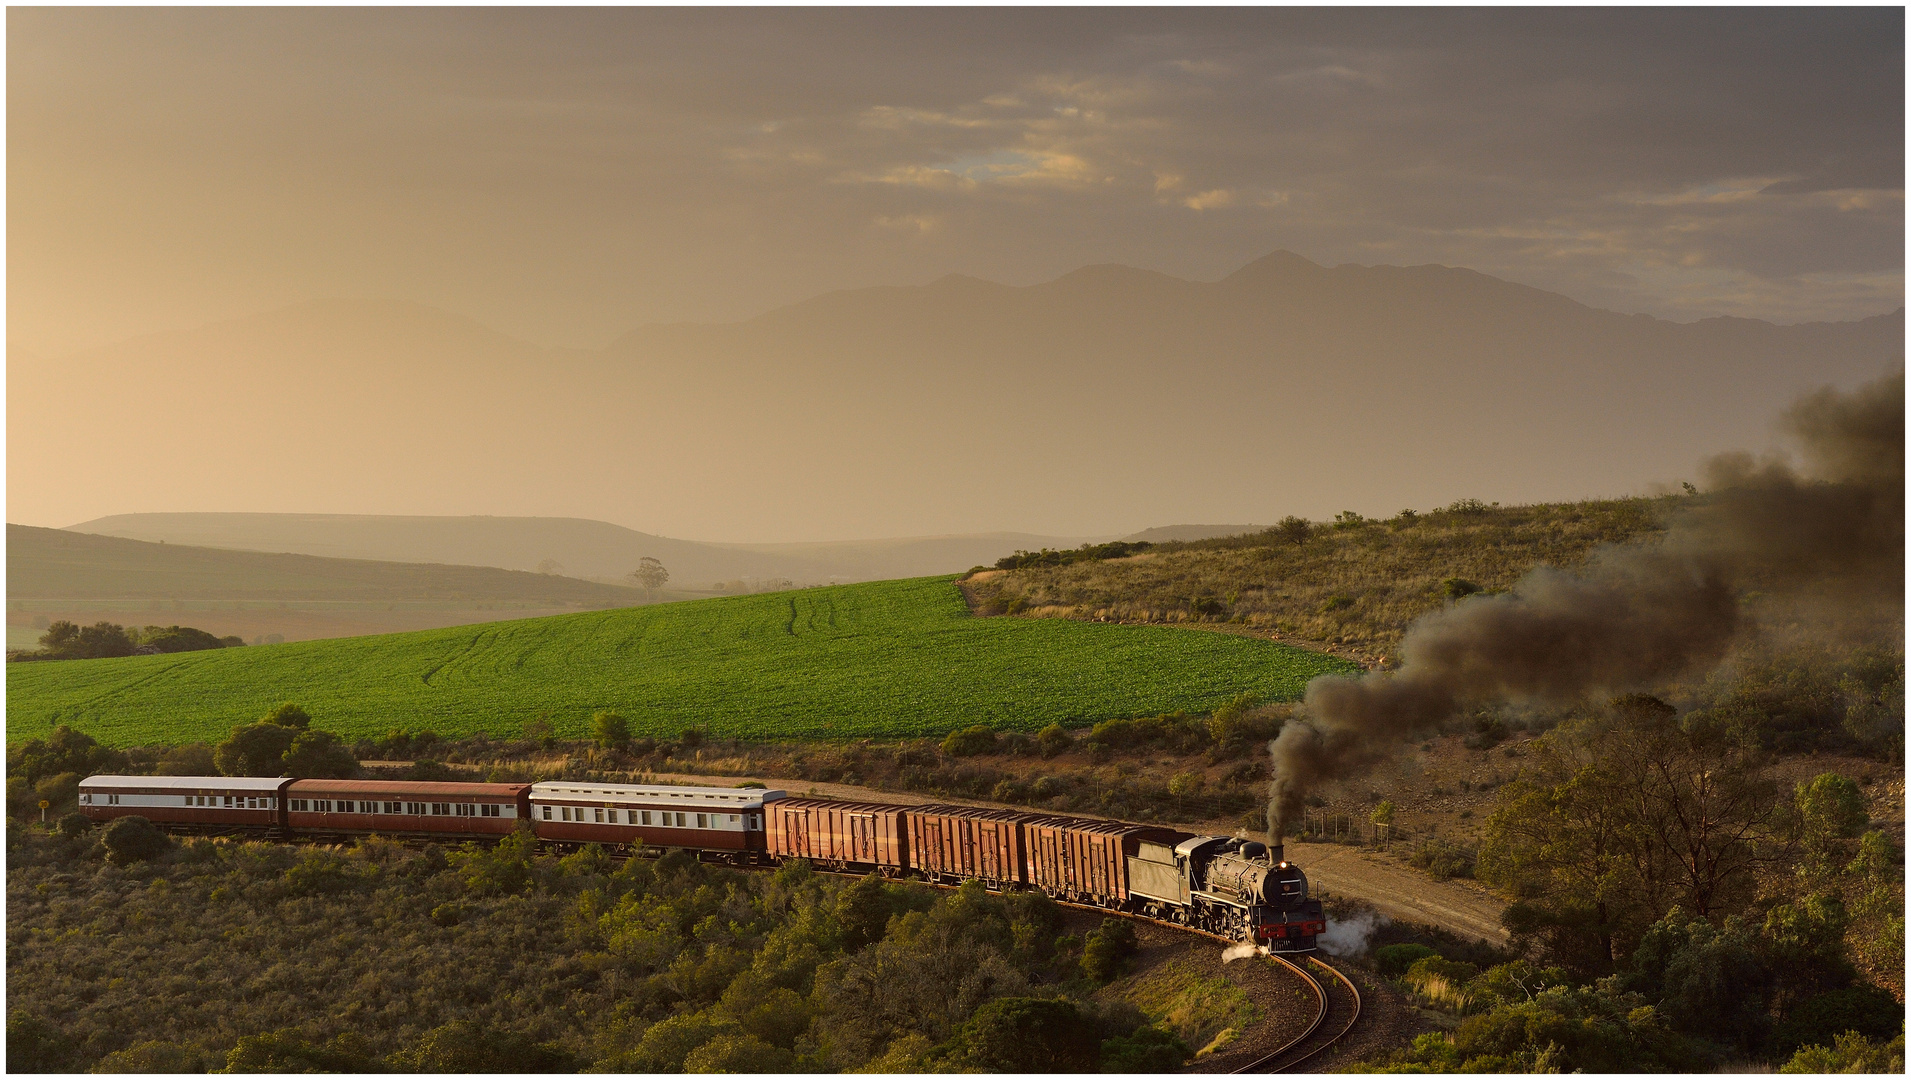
[78,775,1325,952]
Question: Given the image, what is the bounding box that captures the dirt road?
[642,770,1509,945]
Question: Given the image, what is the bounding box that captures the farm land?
[5,575,1355,747]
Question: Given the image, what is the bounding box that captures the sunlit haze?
[8,9,1903,541]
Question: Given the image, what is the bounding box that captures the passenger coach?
[530,781,784,856]
[79,775,292,833]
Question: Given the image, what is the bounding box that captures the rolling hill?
[61,513,1102,586]
[8,524,646,604]
[4,576,1356,747]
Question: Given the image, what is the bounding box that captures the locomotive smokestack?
[1266,372,1904,835]
[1268,843,1284,865]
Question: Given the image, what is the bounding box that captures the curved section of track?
[1231,955,1361,1073]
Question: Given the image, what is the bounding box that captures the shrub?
[1780,1029,1905,1074]
[6,1010,76,1073]
[940,725,998,757]
[281,729,357,779]
[1770,984,1904,1056]
[1441,577,1483,599]
[222,1030,378,1072]
[1082,918,1139,982]
[395,1019,577,1072]
[592,711,632,750]
[1099,1024,1189,1071]
[1375,943,1440,978]
[682,1033,794,1073]
[99,816,170,865]
[1273,516,1313,545]
[56,812,91,839]
[952,997,1101,1072]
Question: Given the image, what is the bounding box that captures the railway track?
[1231,954,1362,1073]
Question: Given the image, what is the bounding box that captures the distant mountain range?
[12,251,1901,540]
[62,513,1132,585]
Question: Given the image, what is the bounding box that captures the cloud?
[1182,189,1237,210]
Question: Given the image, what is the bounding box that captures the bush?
[1771,984,1904,1056]
[56,812,91,839]
[940,725,998,757]
[221,1029,379,1072]
[99,816,170,865]
[395,1019,577,1072]
[952,997,1101,1072]
[1039,718,1070,753]
[1441,577,1483,599]
[6,1010,77,1072]
[1082,918,1139,981]
[1099,1023,1189,1071]
[1780,1029,1905,1074]
[281,729,357,779]
[1375,943,1440,978]
[592,711,631,750]
[682,1033,794,1073]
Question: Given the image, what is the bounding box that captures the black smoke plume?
[1268,372,1904,836]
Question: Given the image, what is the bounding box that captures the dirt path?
[1284,840,1509,944]
[642,771,1508,945]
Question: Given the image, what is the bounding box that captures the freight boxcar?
[287,780,531,840]
[78,775,293,834]
[530,781,785,857]
[906,804,1036,888]
[1023,815,1190,907]
[764,797,908,873]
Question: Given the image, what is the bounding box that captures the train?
[78,774,1325,952]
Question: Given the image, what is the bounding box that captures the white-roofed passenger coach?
[530,781,786,855]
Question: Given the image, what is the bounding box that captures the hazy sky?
[10,8,1903,358]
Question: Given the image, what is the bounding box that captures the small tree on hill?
[627,557,670,601]
[592,711,631,751]
[1274,516,1313,546]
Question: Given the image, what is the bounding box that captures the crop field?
[6,576,1355,747]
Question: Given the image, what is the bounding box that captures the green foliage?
[1099,1023,1189,1072]
[213,722,299,777]
[1376,981,1707,1073]
[8,576,1353,745]
[56,811,92,839]
[1273,515,1313,545]
[1439,577,1482,600]
[392,1019,576,1072]
[280,728,357,779]
[34,620,137,660]
[7,724,128,787]
[939,724,998,757]
[99,815,171,865]
[136,625,231,654]
[1369,800,1396,827]
[1082,918,1139,982]
[7,1010,78,1072]
[1771,984,1904,1056]
[1797,772,1870,843]
[1035,722,1072,758]
[261,702,311,729]
[1374,943,1439,978]
[592,710,631,750]
[950,996,1101,1072]
[994,540,1151,571]
[1780,1029,1906,1073]
[220,1029,380,1072]
[683,1032,795,1073]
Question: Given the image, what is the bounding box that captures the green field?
[6,576,1355,747]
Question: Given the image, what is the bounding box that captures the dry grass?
[964,498,1673,658]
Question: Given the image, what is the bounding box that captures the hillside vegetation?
[5,576,1354,747]
[964,497,1672,658]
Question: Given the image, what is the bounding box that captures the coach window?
[593,808,603,823]
[676,812,687,827]
[695,813,707,829]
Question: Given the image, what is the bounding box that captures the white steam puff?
[1315,909,1387,957]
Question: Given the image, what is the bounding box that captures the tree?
[100,816,171,865]
[951,997,1101,1072]
[214,722,299,777]
[834,872,895,951]
[1036,723,1072,758]
[281,729,358,779]
[627,556,670,601]
[535,558,563,576]
[1273,516,1313,546]
[592,711,631,751]
[394,1020,576,1072]
[261,702,312,729]
[7,725,127,785]
[36,620,135,660]
[1099,1024,1189,1071]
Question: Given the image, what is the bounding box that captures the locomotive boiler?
[1126,836,1325,952]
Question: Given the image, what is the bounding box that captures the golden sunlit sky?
[11,8,1901,357]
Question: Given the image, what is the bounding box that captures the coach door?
[848,813,875,863]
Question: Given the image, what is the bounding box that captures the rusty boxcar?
[906,804,1036,888]
[764,798,908,873]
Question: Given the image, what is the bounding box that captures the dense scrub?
[6,824,1189,1073]
[967,497,1671,654]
